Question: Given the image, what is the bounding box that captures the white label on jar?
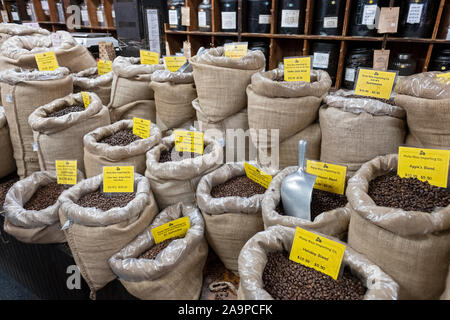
[324,16,338,28]
[169,10,178,25]
[12,12,19,21]
[345,68,356,82]
[362,4,377,25]
[406,3,423,24]
[1,11,9,22]
[281,9,299,28]
[259,14,271,25]
[221,12,236,30]
[81,9,89,22]
[198,11,207,27]
[112,10,115,19]
[313,52,330,69]
[27,7,32,16]
[97,10,104,23]
[41,0,49,11]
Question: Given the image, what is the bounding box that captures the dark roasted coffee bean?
[46,105,85,118]
[24,182,68,211]
[159,146,203,163]
[0,174,19,207]
[211,175,266,198]
[99,129,141,147]
[76,189,136,211]
[344,94,396,106]
[138,238,178,260]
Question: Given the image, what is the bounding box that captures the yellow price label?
[133,117,151,139]
[354,68,397,100]
[55,160,77,185]
[97,59,112,75]
[81,92,90,108]
[306,160,347,195]
[140,50,159,65]
[174,130,204,155]
[284,56,311,82]
[151,216,190,244]
[398,146,450,188]
[102,166,134,193]
[437,72,450,79]
[224,42,248,59]
[244,162,272,189]
[289,227,346,281]
[164,56,187,72]
[35,51,59,71]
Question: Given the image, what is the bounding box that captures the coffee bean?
[46,105,85,118]
[138,237,178,260]
[24,182,68,211]
[211,175,266,198]
[76,189,136,211]
[0,173,19,208]
[99,129,142,147]
[159,146,204,163]
[344,94,396,106]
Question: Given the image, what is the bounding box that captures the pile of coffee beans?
[76,190,136,211]
[24,183,67,211]
[159,147,203,163]
[211,175,266,198]
[0,174,19,207]
[139,237,179,260]
[345,94,396,106]
[47,105,85,118]
[99,129,142,147]
[263,251,366,300]
[368,173,450,213]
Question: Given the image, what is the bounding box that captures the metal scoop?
[280,140,317,221]
[177,47,206,73]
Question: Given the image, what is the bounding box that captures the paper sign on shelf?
[151,216,190,244]
[140,50,159,65]
[224,42,248,60]
[306,160,347,195]
[377,7,400,33]
[354,68,397,100]
[244,163,272,189]
[35,51,59,71]
[133,117,151,139]
[174,130,204,154]
[55,160,77,185]
[97,59,112,75]
[103,166,134,193]
[284,56,311,82]
[81,92,90,108]
[373,50,390,71]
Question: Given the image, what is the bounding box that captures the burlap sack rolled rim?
[151,69,194,84]
[109,202,204,282]
[0,106,6,127]
[72,67,113,88]
[394,71,450,100]
[59,172,151,227]
[0,23,49,38]
[192,98,249,126]
[0,66,70,85]
[346,153,450,236]
[112,56,164,79]
[238,225,399,300]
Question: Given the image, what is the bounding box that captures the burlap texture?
[196,163,265,273]
[83,119,161,178]
[0,23,49,47]
[108,203,208,300]
[58,173,157,299]
[442,269,450,300]
[394,71,450,100]
[237,225,399,300]
[72,67,113,106]
[0,107,15,178]
[0,67,73,178]
[347,153,450,300]
[29,92,110,174]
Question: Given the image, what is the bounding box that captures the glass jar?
[389,53,417,76]
[349,0,389,37]
[397,0,439,38]
[312,0,346,36]
[311,41,340,83]
[246,0,271,34]
[220,0,238,32]
[198,0,212,31]
[277,0,307,34]
[56,1,65,23]
[80,2,90,27]
[167,0,186,31]
[10,4,21,23]
[97,3,106,27]
[249,41,269,59]
[429,49,450,72]
[343,48,373,89]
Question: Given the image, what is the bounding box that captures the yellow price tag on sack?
[97,59,112,75]
[244,163,272,189]
[103,166,134,193]
[306,160,347,195]
[35,51,59,71]
[354,68,397,100]
[174,130,204,154]
[140,50,159,65]
[437,72,450,79]
[397,146,450,188]
[290,227,346,280]
[151,216,190,244]
[284,56,311,82]
[164,56,187,72]
[81,92,90,108]
[224,42,248,59]
[55,160,77,185]
[133,117,151,139]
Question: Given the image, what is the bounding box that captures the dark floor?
[0,269,38,300]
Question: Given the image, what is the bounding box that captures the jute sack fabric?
[394,72,450,149]
[108,56,164,122]
[72,67,113,106]
[83,119,162,178]
[196,163,265,274]
[3,170,83,244]
[29,92,111,174]
[442,269,450,300]
[145,134,223,210]
[0,106,15,178]
[262,166,350,239]
[150,70,197,132]
[0,23,49,47]
[320,90,406,175]
[237,225,399,300]
[0,67,73,179]
[346,153,450,300]
[190,47,265,122]
[109,203,208,300]
[58,173,157,299]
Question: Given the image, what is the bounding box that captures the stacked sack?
[0,106,15,178]
[0,23,49,47]
[72,67,114,106]
[247,69,331,168]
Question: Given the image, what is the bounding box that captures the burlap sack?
[0,23,49,47]
[262,166,350,239]
[83,119,162,178]
[0,106,15,178]
[72,67,113,106]
[394,72,450,149]
[190,47,265,122]
[196,163,265,274]
[0,67,73,179]
[150,70,197,132]
[320,90,406,175]
[237,225,399,300]
[442,269,450,300]
[145,134,223,210]
[108,56,164,122]
[0,31,96,73]
[346,153,450,300]
[3,170,83,244]
[109,202,208,300]
[29,92,111,174]
[58,173,157,299]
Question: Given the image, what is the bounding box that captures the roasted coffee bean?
[99,129,141,147]
[0,174,19,208]
[368,173,449,213]
[24,183,67,211]
[76,189,136,211]
[46,105,85,118]
[344,94,396,106]
[211,175,266,198]
[138,238,178,260]
[263,251,366,300]
[159,147,204,163]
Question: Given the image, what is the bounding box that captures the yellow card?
[35,51,59,71]
[133,117,151,139]
[224,42,248,59]
[164,56,187,72]
[102,166,134,193]
[140,50,159,65]
[174,130,204,155]
[397,146,450,188]
[306,160,347,195]
[151,216,190,244]
[284,56,311,82]
[354,68,397,100]
[81,92,90,108]
[437,72,450,79]
[55,160,77,185]
[97,59,112,75]
[289,227,346,281]
[244,162,272,189]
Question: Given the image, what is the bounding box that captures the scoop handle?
[298,140,307,172]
